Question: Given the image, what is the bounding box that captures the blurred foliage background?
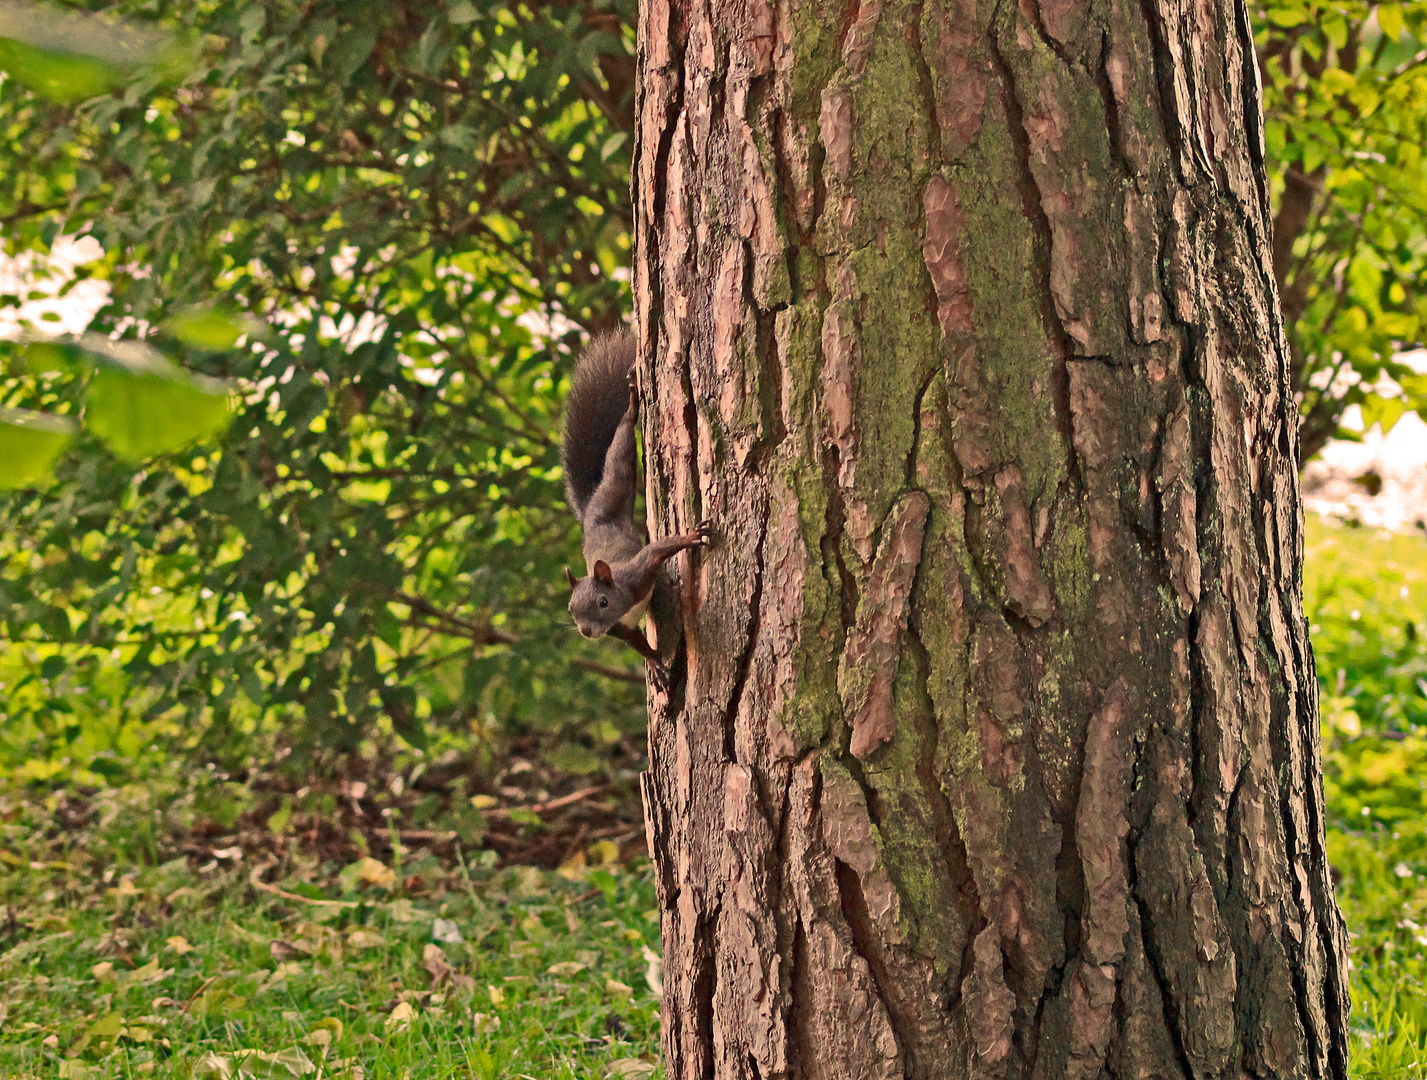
[1,0,1427,1073]
[0,0,1421,784]
[0,0,642,783]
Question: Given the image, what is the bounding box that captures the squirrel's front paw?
[646,658,669,692]
[626,368,640,415]
[694,519,715,545]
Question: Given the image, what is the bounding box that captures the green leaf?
[601,132,629,162]
[0,407,75,489]
[329,26,377,84]
[1360,394,1407,435]
[0,2,186,100]
[380,685,426,749]
[162,307,252,350]
[1378,4,1405,42]
[448,1,477,24]
[86,369,231,461]
[19,339,88,374]
[0,38,121,101]
[1266,6,1308,27]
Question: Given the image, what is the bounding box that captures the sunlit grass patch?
[0,852,663,1079]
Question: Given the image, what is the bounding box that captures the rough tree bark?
[631,0,1351,1070]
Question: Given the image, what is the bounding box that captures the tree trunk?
[631,0,1351,1070]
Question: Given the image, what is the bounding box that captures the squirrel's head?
[565,561,624,637]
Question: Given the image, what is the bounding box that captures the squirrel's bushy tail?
[562,329,636,516]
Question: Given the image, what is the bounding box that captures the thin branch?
[573,658,645,683]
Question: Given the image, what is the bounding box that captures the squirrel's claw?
[694,519,715,545]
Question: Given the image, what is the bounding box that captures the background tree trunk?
[631,0,1351,1070]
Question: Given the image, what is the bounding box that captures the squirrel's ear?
[564,567,578,588]
[593,560,614,586]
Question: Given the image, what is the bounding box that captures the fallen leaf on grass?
[431,917,464,944]
[106,879,141,901]
[192,1052,234,1079]
[607,1059,656,1079]
[269,939,309,961]
[423,943,453,984]
[232,1046,316,1078]
[339,856,396,891]
[128,959,172,984]
[470,1012,501,1035]
[385,898,423,923]
[588,840,620,865]
[305,1028,333,1052]
[327,1058,366,1080]
[166,935,195,954]
[605,978,634,1001]
[346,928,386,949]
[69,1010,123,1056]
[305,1016,343,1052]
[546,961,586,977]
[384,1000,417,1032]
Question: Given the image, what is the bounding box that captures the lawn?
[0,513,1423,1078]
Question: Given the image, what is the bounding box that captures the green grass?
[0,512,1425,1077]
[1307,516,1427,1077]
[0,846,663,1079]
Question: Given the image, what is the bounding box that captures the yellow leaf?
[607,1059,656,1079]
[192,1053,234,1080]
[166,936,195,955]
[471,1012,501,1035]
[469,794,498,810]
[308,1016,343,1041]
[345,928,386,949]
[588,840,620,865]
[1379,4,1405,41]
[129,960,170,984]
[487,984,505,1006]
[605,978,634,1001]
[557,851,587,880]
[92,960,116,981]
[546,961,586,977]
[350,857,396,889]
[385,1000,417,1032]
[106,879,141,901]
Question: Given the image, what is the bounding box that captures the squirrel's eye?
[599,597,607,608]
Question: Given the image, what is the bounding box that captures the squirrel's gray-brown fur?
[561,332,638,517]
[561,330,711,688]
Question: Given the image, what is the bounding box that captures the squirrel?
[561,329,712,687]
